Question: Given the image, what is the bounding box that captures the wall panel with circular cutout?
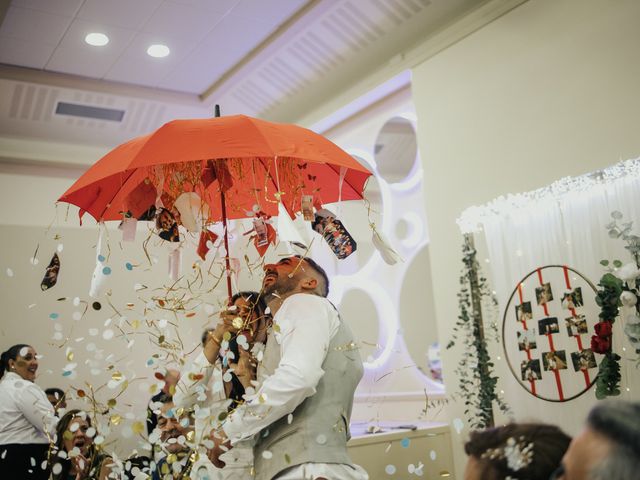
[374,117,418,183]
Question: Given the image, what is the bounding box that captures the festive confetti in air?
[385,465,396,475]
[125,262,134,271]
[6,268,14,277]
[102,266,112,275]
[452,418,464,434]
[430,450,436,461]
[400,437,410,448]
[49,313,59,319]
[92,301,102,310]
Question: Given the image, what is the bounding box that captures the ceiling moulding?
[0,64,203,107]
[292,0,528,129]
[0,136,108,167]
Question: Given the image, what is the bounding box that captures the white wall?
[412,0,640,476]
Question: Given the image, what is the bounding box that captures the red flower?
[594,321,613,337]
[591,335,611,354]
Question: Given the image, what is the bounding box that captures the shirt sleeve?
[223,295,336,443]
[18,383,57,437]
[174,351,223,410]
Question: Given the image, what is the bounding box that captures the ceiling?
[0,0,489,154]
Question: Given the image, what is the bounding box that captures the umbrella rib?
[325,162,362,199]
[96,168,140,220]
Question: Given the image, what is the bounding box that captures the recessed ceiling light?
[85,32,109,47]
[147,44,170,58]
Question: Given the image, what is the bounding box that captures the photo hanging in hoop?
[502,265,599,402]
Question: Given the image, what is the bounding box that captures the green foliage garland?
[593,211,640,398]
[447,235,509,429]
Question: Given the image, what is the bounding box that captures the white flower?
[615,263,640,284]
[620,291,638,307]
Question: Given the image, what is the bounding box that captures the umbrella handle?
[220,188,233,304]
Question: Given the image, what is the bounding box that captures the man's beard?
[262,275,297,299]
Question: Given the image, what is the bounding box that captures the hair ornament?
[481,435,534,472]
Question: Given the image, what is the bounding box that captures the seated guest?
[50,409,116,480]
[152,395,216,480]
[553,400,640,480]
[147,369,180,436]
[45,387,67,413]
[464,423,570,480]
[0,344,56,480]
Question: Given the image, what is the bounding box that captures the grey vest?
[253,296,363,480]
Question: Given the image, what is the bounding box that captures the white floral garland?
[457,157,640,234]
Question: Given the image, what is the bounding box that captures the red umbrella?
[59,112,372,298]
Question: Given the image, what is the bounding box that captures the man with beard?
[208,255,368,480]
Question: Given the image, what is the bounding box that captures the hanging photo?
[535,282,554,305]
[564,315,588,337]
[301,194,314,221]
[515,301,533,322]
[253,218,269,247]
[41,252,60,291]
[155,207,180,242]
[542,350,568,371]
[561,287,584,309]
[571,349,597,371]
[520,359,542,381]
[538,317,560,335]
[312,208,357,259]
[516,328,537,351]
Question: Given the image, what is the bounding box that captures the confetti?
[6,268,14,277]
[73,297,80,306]
[315,434,327,445]
[49,313,59,319]
[430,450,436,461]
[102,329,114,340]
[102,266,112,275]
[98,255,106,262]
[92,302,102,310]
[262,451,273,459]
[125,262,134,271]
[385,465,396,475]
[57,244,64,253]
[72,311,82,321]
[400,437,410,448]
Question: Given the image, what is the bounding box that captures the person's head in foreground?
[45,387,67,411]
[261,255,329,300]
[51,409,112,479]
[0,343,39,381]
[157,397,195,456]
[464,423,571,480]
[552,400,640,480]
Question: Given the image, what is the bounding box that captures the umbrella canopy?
[59,115,371,223]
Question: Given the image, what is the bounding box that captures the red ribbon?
[537,268,549,316]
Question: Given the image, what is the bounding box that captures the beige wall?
[412,0,640,476]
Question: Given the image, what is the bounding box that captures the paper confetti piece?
[385,465,396,475]
[6,268,14,277]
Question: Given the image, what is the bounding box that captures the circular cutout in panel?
[502,265,599,402]
[340,288,381,363]
[374,117,417,183]
[400,245,442,384]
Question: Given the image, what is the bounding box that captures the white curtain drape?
[459,158,640,423]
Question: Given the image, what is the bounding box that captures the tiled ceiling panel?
[76,0,161,30]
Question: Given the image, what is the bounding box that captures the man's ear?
[300,276,318,291]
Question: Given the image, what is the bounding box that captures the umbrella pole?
[220,188,233,304]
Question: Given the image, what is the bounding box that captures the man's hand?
[206,429,231,469]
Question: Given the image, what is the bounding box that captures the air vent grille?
[55,102,125,122]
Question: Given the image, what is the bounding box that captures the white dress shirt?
[222,294,368,480]
[0,372,56,445]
